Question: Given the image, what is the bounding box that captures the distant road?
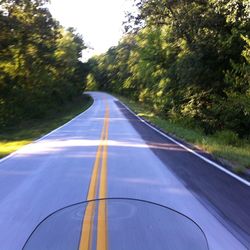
[0,92,249,249]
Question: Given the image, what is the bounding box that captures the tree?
[88,0,250,136]
[0,0,87,127]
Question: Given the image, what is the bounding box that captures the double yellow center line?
[79,102,110,250]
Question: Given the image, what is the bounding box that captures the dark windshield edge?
[22,197,210,250]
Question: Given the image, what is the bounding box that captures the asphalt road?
[0,92,249,250]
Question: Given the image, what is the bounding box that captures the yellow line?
[79,201,96,250]
[79,106,109,250]
[99,105,109,199]
[97,200,108,250]
[97,105,109,250]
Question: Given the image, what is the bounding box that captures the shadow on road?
[115,100,250,247]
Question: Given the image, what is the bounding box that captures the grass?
[118,95,250,175]
[0,94,93,159]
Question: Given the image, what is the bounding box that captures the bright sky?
[48,0,134,60]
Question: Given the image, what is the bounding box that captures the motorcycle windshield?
[23,198,209,250]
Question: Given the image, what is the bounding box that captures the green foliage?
[88,0,250,138]
[86,73,98,90]
[213,130,239,146]
[0,0,88,127]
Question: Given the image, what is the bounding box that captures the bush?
[213,130,239,146]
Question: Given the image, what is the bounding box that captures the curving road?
[0,92,249,249]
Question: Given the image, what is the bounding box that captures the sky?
[48,0,134,60]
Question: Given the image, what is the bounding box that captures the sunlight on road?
[11,138,186,157]
[0,140,31,158]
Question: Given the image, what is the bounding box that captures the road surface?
[0,92,249,249]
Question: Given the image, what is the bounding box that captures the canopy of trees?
[87,0,250,137]
[0,0,88,127]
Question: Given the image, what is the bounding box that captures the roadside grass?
[118,95,250,174]
[0,94,93,159]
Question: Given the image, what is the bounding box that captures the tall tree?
[0,0,87,127]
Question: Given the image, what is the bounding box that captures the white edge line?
[119,100,250,187]
[0,95,95,164]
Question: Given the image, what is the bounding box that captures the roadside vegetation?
[0,95,92,159]
[0,0,91,158]
[86,0,250,174]
[118,95,250,174]
[0,0,89,128]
